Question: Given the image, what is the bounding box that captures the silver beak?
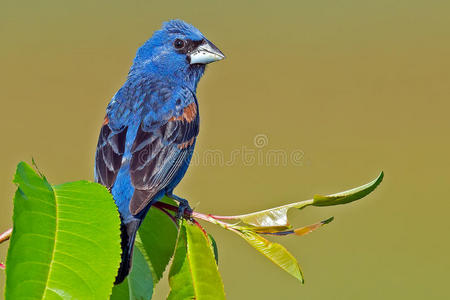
[189,39,225,65]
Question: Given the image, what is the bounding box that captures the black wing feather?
[95,121,128,190]
[128,103,199,215]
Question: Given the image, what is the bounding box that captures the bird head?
[131,20,225,89]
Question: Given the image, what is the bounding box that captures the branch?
[0,228,11,271]
[153,202,236,230]
[153,171,383,236]
[0,228,12,244]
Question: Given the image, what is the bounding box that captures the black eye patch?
[176,39,204,55]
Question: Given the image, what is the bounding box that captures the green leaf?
[234,229,304,283]
[168,220,225,300]
[111,196,178,299]
[167,224,193,300]
[110,247,153,300]
[224,172,383,228]
[137,196,178,285]
[208,234,219,264]
[5,162,121,299]
[110,280,130,300]
[312,171,384,206]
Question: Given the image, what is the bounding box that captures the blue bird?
[94,20,224,284]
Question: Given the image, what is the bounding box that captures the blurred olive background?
[1,0,449,299]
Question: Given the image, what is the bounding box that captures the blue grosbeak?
[94,20,224,283]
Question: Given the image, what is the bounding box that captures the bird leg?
[166,193,193,220]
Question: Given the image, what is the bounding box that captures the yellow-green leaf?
[313,172,384,206]
[223,172,383,228]
[248,217,334,236]
[234,229,304,283]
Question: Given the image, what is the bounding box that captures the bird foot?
[176,201,193,220]
[168,194,193,220]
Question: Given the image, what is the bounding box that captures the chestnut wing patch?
[128,102,199,215]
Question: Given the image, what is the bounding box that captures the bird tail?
[115,219,141,284]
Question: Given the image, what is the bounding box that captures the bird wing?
[128,98,199,215]
[95,115,128,190]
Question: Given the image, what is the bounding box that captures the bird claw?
[167,193,193,220]
[176,200,193,220]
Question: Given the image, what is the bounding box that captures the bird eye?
[173,39,186,49]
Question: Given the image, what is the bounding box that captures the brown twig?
[153,202,235,230]
[0,228,12,244]
[156,206,178,225]
[153,201,178,214]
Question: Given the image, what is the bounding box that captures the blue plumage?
[94,20,224,283]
